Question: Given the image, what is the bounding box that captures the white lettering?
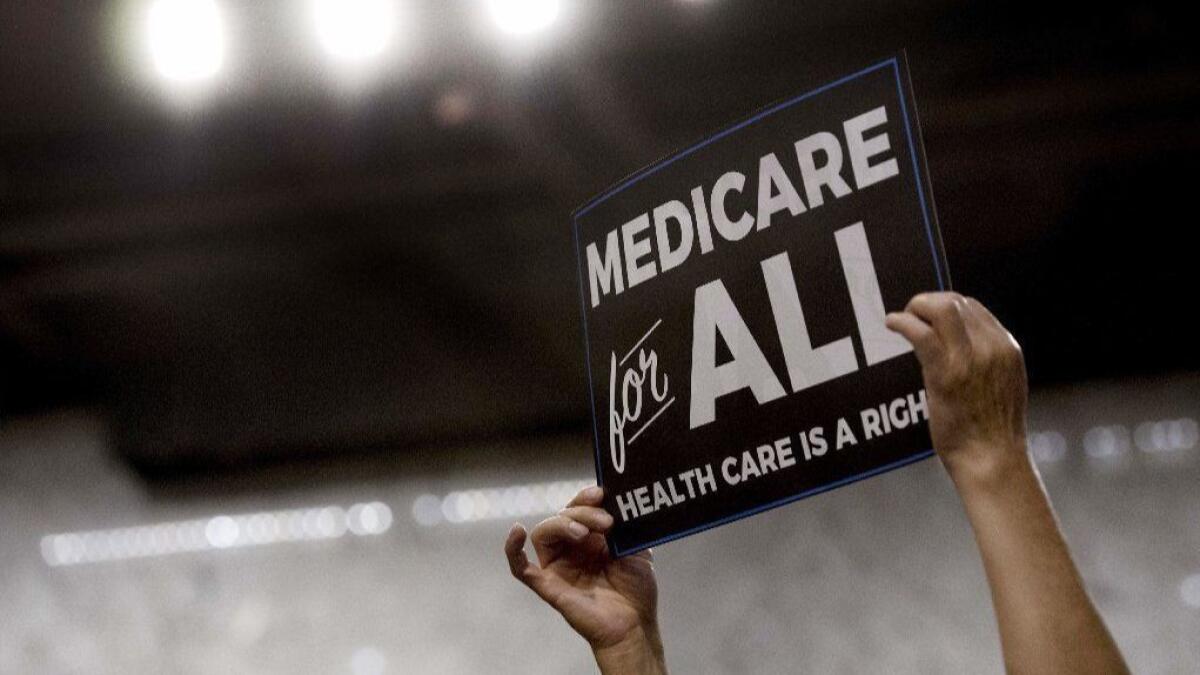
[653,200,695,273]
[710,171,754,241]
[835,222,912,365]
[621,213,657,288]
[756,152,805,231]
[586,229,624,308]
[761,251,858,392]
[843,106,899,189]
[689,280,786,428]
[794,131,852,208]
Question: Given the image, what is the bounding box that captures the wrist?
[942,438,1035,496]
[592,623,668,675]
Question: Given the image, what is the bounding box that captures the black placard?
[572,54,949,555]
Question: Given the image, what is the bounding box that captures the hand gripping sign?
[572,54,950,555]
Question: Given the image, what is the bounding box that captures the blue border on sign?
[572,57,945,556]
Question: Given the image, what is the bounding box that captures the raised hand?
[885,292,1029,480]
[887,292,1128,675]
[504,485,667,674]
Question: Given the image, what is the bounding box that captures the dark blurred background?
[1,1,1198,673]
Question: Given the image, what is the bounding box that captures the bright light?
[205,515,240,548]
[1083,425,1129,459]
[40,500,392,567]
[146,0,225,82]
[418,478,592,526]
[348,501,394,535]
[487,0,560,35]
[1028,430,1067,464]
[313,0,395,63]
[1135,418,1199,454]
[411,494,443,527]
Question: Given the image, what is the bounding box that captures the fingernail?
[568,521,589,538]
[598,512,614,528]
[583,486,602,500]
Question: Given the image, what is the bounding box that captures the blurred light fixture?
[40,501,392,567]
[146,0,225,82]
[1083,424,1130,459]
[313,0,396,63]
[487,0,560,35]
[1134,418,1198,454]
[413,478,591,527]
[1028,430,1068,465]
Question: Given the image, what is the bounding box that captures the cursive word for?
[608,319,674,473]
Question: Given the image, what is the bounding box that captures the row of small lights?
[41,501,392,567]
[37,477,586,568]
[406,419,1200,532]
[411,478,592,526]
[147,0,563,85]
[1029,417,1199,467]
[37,473,1200,612]
[399,418,1200,532]
[40,415,1199,567]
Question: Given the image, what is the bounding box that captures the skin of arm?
[504,291,1128,675]
[504,486,668,675]
[886,292,1129,675]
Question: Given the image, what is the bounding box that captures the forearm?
[949,443,1128,675]
[592,624,669,675]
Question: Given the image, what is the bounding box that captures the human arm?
[886,292,1129,675]
[504,485,668,675]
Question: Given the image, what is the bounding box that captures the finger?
[505,523,563,603]
[566,485,603,508]
[530,515,590,566]
[964,296,1023,356]
[960,296,994,335]
[963,297,1012,344]
[905,292,970,353]
[580,530,611,559]
[885,311,943,369]
[956,299,993,360]
[963,296,1000,326]
[505,524,540,584]
[558,505,614,533]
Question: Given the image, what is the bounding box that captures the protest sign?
[572,54,949,555]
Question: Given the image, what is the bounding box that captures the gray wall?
[2,377,1199,674]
